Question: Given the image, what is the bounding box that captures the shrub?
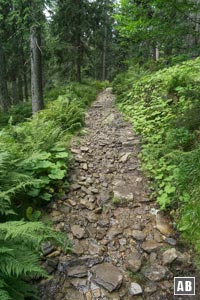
[114,57,200,251]
[0,81,103,213]
[0,80,105,299]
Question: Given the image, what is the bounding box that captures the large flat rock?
[113,180,134,201]
[91,263,123,292]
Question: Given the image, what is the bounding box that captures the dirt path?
[39,89,198,300]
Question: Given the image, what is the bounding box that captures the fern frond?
[0,150,40,216]
[0,246,13,254]
[0,278,12,300]
[0,220,71,300]
[0,289,11,300]
[1,276,38,300]
[0,241,46,278]
[0,221,70,250]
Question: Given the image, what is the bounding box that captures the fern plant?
[0,81,108,299]
[0,221,70,300]
[0,150,39,216]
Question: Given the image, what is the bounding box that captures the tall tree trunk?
[194,6,200,55]
[23,71,29,101]
[75,0,81,82]
[18,74,24,102]
[76,42,81,83]
[155,45,159,61]
[102,25,107,81]
[0,42,9,112]
[30,26,44,113]
[21,40,29,101]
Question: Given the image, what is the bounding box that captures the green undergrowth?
[0,79,108,128]
[0,221,71,300]
[1,80,107,215]
[0,80,107,300]
[113,58,200,252]
[0,102,32,127]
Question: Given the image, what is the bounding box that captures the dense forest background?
[1,0,200,113]
[1,0,200,299]
[0,0,120,114]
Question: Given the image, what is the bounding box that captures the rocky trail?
[39,89,199,300]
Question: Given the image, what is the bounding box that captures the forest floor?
[39,89,199,300]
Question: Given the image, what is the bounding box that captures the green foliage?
[0,221,71,300]
[48,0,119,82]
[0,102,32,127]
[174,104,200,131]
[114,0,200,65]
[165,128,195,151]
[0,81,100,300]
[0,82,100,216]
[114,57,200,251]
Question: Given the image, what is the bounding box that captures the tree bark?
[30,25,44,113]
[75,0,81,82]
[155,45,159,61]
[21,41,29,101]
[102,25,107,81]
[0,42,9,112]
[18,74,24,102]
[23,71,29,101]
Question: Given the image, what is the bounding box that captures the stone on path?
[141,240,161,253]
[125,249,142,273]
[68,199,77,207]
[132,230,146,241]
[113,180,134,201]
[106,226,123,240]
[120,152,131,163]
[164,237,177,246]
[62,288,85,300]
[144,264,170,282]
[156,212,174,237]
[91,263,123,292]
[80,199,95,210]
[88,239,103,255]
[71,225,85,239]
[71,183,81,191]
[71,148,81,154]
[80,146,89,152]
[70,278,87,289]
[129,282,143,296]
[144,284,157,294]
[162,248,178,265]
[67,265,88,278]
[82,163,88,170]
[103,113,115,124]
[86,212,98,223]
[176,251,191,265]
